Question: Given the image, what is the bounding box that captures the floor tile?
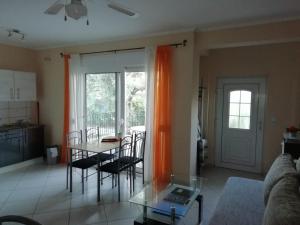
[69,206,106,225]
[104,202,140,221]
[6,187,43,203]
[107,218,135,225]
[0,199,38,216]
[70,193,102,209]
[33,210,69,225]
[35,197,71,214]
[0,191,12,206]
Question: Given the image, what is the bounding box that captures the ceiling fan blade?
[44,0,65,15]
[107,1,138,17]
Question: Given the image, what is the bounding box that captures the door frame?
[215,77,266,173]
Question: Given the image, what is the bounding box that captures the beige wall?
[0,43,38,72]
[199,42,300,173]
[37,31,199,179]
[198,20,300,50]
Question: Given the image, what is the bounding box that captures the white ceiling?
[0,0,300,49]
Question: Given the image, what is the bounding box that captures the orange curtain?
[153,46,172,183]
[61,54,71,163]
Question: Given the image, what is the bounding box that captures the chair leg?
[82,169,84,194]
[115,174,117,187]
[66,164,69,189]
[142,162,145,184]
[101,162,103,185]
[118,173,120,202]
[112,174,114,189]
[129,167,132,194]
[86,169,88,181]
[133,166,135,193]
[126,169,128,180]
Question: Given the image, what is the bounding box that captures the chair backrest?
[133,131,146,160]
[66,130,83,146]
[85,127,100,143]
[66,130,83,160]
[118,135,133,157]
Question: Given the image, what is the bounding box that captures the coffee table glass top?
[129,175,204,218]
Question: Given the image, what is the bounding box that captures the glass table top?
[129,175,204,218]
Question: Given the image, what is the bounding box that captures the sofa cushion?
[263,176,300,225]
[208,177,264,225]
[263,153,296,205]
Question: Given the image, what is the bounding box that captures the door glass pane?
[229,103,240,116]
[230,91,240,103]
[125,71,146,135]
[86,73,116,136]
[228,90,252,130]
[240,103,251,116]
[229,116,239,129]
[241,91,252,103]
[240,117,250,129]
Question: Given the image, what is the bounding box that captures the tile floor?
[0,163,263,225]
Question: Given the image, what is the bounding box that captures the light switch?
[271,116,277,124]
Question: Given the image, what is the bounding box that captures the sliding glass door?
[86,73,117,136]
[85,70,146,137]
[124,70,146,135]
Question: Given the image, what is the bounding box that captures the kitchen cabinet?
[0,126,44,167]
[0,69,36,102]
[0,69,14,101]
[14,71,37,101]
[0,129,23,167]
[24,126,44,160]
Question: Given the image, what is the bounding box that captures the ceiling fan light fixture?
[65,0,87,20]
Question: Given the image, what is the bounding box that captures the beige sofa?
[208,154,300,225]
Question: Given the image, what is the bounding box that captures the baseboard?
[0,157,43,174]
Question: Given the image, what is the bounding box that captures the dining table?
[67,141,120,202]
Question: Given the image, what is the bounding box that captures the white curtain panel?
[144,46,156,182]
[69,54,86,132]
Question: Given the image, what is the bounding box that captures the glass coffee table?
[129,175,203,225]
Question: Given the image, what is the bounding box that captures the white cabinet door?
[14,71,37,101]
[0,70,14,101]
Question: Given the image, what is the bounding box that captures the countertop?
[0,123,42,133]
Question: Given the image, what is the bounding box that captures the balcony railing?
[86,111,145,136]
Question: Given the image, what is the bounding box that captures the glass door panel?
[124,71,146,135]
[86,73,116,136]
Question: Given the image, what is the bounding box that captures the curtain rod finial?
[183,40,187,46]
[60,52,64,58]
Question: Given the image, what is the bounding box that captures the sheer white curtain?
[144,47,156,182]
[69,54,85,132]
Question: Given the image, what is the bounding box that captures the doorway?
[215,78,266,173]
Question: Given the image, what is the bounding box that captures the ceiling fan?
[44,0,138,25]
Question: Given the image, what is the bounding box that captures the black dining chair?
[132,131,146,184]
[85,127,114,184]
[66,130,98,194]
[98,135,134,201]
[117,131,146,192]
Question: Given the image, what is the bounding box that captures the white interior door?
[215,78,266,173]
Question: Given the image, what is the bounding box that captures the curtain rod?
[60,39,187,57]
